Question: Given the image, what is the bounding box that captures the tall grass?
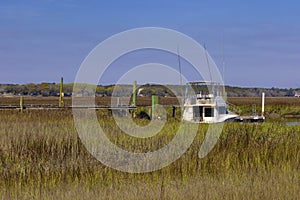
[0,110,299,199]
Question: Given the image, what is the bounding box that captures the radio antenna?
[177,45,183,86]
[222,33,225,83]
[177,45,184,102]
[204,44,213,83]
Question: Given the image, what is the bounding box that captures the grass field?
[0,97,299,199]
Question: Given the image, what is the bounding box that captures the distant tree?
[27,83,39,96]
[40,82,50,96]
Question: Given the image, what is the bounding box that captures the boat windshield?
[185,81,225,102]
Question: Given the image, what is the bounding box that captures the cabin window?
[218,106,227,114]
[193,106,203,118]
[204,108,214,117]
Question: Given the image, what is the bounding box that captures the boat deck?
[235,115,265,123]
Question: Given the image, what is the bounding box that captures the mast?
[204,44,213,94]
[177,46,183,85]
[222,33,226,97]
[177,45,184,102]
[222,33,225,84]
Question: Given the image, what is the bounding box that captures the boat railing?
[197,99,214,104]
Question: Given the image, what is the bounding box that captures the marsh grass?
[0,110,299,199]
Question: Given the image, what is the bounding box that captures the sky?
[0,0,300,88]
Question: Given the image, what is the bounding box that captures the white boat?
[182,81,238,123]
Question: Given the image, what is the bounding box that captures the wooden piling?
[59,77,64,107]
[151,95,159,119]
[172,106,176,118]
[20,96,23,112]
[132,80,137,118]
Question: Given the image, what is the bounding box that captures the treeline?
[0,83,73,97]
[0,83,298,97]
[225,86,297,97]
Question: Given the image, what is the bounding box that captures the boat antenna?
[177,45,184,102]
[177,45,183,86]
[204,44,213,93]
[222,33,225,84]
[222,33,226,97]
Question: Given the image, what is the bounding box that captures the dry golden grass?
[0,109,299,199]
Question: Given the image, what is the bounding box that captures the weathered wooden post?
[20,96,23,112]
[59,77,64,107]
[172,106,176,118]
[261,92,265,116]
[132,80,137,118]
[151,95,159,119]
[132,80,137,107]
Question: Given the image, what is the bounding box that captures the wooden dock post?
[20,96,23,112]
[172,106,176,118]
[132,80,137,107]
[151,95,159,119]
[132,80,137,118]
[261,92,265,116]
[59,77,64,107]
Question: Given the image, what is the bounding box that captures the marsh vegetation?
[0,104,299,199]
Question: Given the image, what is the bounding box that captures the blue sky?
[0,0,299,88]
